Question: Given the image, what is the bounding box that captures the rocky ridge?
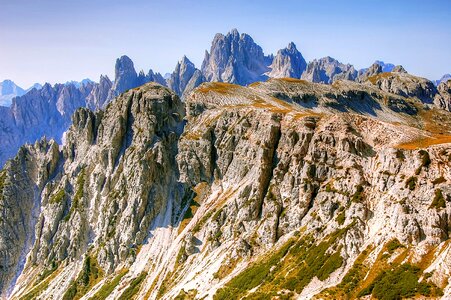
[0,55,165,167]
[1,29,449,168]
[1,76,450,299]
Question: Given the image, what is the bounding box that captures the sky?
[0,0,450,88]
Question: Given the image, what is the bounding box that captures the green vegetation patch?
[319,245,373,299]
[117,272,147,300]
[89,269,129,300]
[432,176,446,185]
[0,170,7,201]
[358,264,442,299]
[174,289,198,300]
[415,150,431,175]
[386,238,405,253]
[62,255,103,300]
[405,176,417,191]
[49,189,66,204]
[215,228,349,299]
[64,169,86,221]
[336,210,345,225]
[351,184,364,202]
[430,189,446,209]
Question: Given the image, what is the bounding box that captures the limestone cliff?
[1,79,450,300]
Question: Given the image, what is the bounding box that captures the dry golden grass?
[197,82,240,95]
[397,108,451,149]
[367,72,395,85]
[397,135,451,150]
[277,78,309,84]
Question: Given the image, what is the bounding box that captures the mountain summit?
[201,29,271,85]
[268,42,307,78]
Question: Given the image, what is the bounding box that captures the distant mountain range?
[0,29,449,167]
[0,80,42,106]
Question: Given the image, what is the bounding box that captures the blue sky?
[0,0,450,87]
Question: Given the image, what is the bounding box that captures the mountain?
[435,74,451,86]
[167,56,205,97]
[201,29,272,85]
[267,42,307,78]
[300,56,358,84]
[0,80,26,106]
[64,78,94,88]
[375,60,396,72]
[0,55,165,167]
[25,83,43,93]
[434,79,451,111]
[1,77,451,299]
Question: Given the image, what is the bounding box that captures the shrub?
[415,150,431,174]
[430,189,446,209]
[351,185,364,202]
[336,211,345,225]
[405,176,417,191]
[117,272,147,300]
[49,189,66,204]
[386,239,404,253]
[90,269,128,300]
[358,264,442,299]
[431,176,446,185]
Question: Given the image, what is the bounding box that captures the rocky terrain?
[1,29,448,169]
[0,56,165,167]
[0,67,450,299]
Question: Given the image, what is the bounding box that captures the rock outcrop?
[201,29,272,85]
[1,78,450,300]
[435,79,451,111]
[0,56,165,167]
[301,56,357,84]
[365,71,438,103]
[267,42,307,78]
[167,56,205,97]
[435,74,451,86]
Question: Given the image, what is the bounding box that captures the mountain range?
[1,74,450,299]
[0,29,449,169]
[0,28,451,300]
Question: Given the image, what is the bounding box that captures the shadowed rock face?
[1,79,450,299]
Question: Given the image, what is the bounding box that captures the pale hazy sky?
[0,0,450,88]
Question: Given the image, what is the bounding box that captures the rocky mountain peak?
[301,56,357,83]
[168,56,204,97]
[392,65,407,73]
[357,62,383,82]
[110,55,138,96]
[268,42,307,78]
[0,79,26,106]
[201,29,270,85]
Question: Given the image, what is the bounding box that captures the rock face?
[0,56,165,167]
[364,71,438,103]
[435,79,451,111]
[167,56,205,97]
[201,29,271,85]
[301,56,358,84]
[0,80,26,107]
[108,55,166,100]
[267,42,307,78]
[435,74,451,86]
[1,79,451,300]
[375,60,396,72]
